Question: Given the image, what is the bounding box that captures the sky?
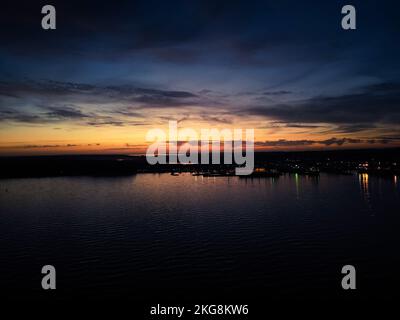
[1,0,400,155]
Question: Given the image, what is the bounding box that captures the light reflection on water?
[358,173,371,211]
[0,173,399,299]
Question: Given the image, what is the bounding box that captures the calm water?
[0,173,399,300]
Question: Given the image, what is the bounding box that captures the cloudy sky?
[1,0,399,154]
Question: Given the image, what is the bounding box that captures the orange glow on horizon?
[1,117,399,156]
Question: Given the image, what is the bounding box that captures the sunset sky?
[1,0,400,155]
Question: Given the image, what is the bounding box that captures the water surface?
[0,173,399,300]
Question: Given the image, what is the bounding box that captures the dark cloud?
[267,122,324,129]
[245,82,400,125]
[0,80,198,105]
[0,80,203,110]
[286,124,322,129]
[45,106,89,119]
[330,124,377,134]
[0,79,208,125]
[0,104,89,124]
[257,139,315,147]
[199,115,232,124]
[263,91,292,96]
[86,119,125,127]
[0,109,42,123]
[1,0,398,75]
[15,144,80,149]
[112,109,144,118]
[371,135,400,141]
[86,118,149,127]
[256,137,392,147]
